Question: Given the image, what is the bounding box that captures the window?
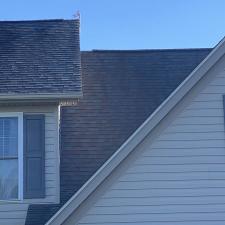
[0,113,45,201]
[0,113,23,200]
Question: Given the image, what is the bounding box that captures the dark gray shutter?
[24,115,45,199]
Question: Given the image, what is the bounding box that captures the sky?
[0,0,224,50]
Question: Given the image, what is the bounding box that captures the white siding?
[0,203,28,225]
[0,105,59,225]
[65,56,225,225]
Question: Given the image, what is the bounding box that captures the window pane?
[0,159,18,199]
[0,118,18,158]
[0,138,3,158]
[4,137,18,157]
[4,118,18,138]
[0,120,3,137]
[0,117,18,200]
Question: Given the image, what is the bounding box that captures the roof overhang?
[46,36,225,225]
[0,93,82,106]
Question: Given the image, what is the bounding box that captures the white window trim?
[0,112,23,201]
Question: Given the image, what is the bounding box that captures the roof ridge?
[82,48,212,53]
[0,19,78,23]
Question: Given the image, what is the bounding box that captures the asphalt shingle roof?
[26,48,212,224]
[0,19,81,95]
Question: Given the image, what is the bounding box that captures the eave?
[0,93,82,106]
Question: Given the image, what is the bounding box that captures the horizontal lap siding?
[0,106,59,225]
[44,111,59,202]
[0,203,28,225]
[74,61,225,224]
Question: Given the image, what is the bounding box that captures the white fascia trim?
[45,37,225,225]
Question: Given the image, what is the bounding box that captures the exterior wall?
[65,55,225,225]
[0,105,59,225]
[0,203,28,225]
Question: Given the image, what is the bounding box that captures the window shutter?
[23,115,45,199]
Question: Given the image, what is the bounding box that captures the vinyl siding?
[65,56,225,225]
[0,203,28,225]
[0,105,59,225]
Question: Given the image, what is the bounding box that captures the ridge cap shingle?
[0,18,78,23]
[82,48,212,53]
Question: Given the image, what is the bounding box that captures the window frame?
[0,112,23,201]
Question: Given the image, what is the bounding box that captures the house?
[0,19,81,225]
[0,18,225,225]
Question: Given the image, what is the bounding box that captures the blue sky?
[0,0,224,50]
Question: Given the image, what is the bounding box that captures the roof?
[25,48,212,225]
[48,40,225,224]
[0,19,81,99]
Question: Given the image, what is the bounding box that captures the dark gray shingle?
[0,19,81,95]
[26,48,212,224]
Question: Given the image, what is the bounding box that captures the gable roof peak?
[46,36,225,225]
